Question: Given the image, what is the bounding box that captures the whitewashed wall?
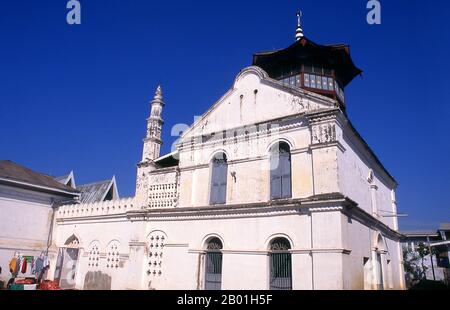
[0,184,72,283]
[336,119,405,289]
[51,66,405,290]
[56,201,362,290]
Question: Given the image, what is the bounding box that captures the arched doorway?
[55,234,81,289]
[374,234,386,290]
[204,237,223,290]
[269,237,292,290]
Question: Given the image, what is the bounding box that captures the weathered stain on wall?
[83,271,112,290]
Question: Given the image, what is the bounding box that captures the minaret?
[295,11,304,41]
[141,85,164,162]
[136,85,165,205]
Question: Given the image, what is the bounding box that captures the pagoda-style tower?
[252,12,362,110]
[136,85,165,203]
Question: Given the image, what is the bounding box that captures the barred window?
[269,238,292,290]
[205,238,223,290]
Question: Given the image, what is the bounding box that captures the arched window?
[106,240,121,269]
[269,237,292,290]
[64,234,80,248]
[270,142,292,200]
[87,241,100,269]
[204,238,223,290]
[210,153,228,205]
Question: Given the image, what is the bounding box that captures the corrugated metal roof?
[0,160,79,194]
[77,179,114,203]
[400,230,439,237]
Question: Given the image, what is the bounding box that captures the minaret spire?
[141,85,165,162]
[154,85,162,101]
[295,10,304,41]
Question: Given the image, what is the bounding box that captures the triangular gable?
[77,176,120,203]
[103,176,119,201]
[54,171,76,189]
[181,66,336,140]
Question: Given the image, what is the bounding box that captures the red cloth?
[15,278,36,285]
[39,280,61,290]
[21,259,27,273]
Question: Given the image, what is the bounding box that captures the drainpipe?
[426,235,436,281]
[45,199,56,256]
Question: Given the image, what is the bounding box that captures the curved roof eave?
[253,36,363,87]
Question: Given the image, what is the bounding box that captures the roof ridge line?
[77,178,113,187]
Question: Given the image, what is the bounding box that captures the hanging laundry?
[17,257,22,272]
[21,258,28,274]
[43,256,50,268]
[31,257,38,274]
[9,257,17,274]
[31,257,36,274]
[34,257,44,275]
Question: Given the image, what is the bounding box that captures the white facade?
[50,65,405,290]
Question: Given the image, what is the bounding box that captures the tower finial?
[295,10,304,41]
[154,84,163,101]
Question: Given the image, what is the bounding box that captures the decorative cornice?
[188,248,351,255]
[290,248,352,255]
[290,147,310,155]
[177,114,308,152]
[148,166,179,175]
[164,243,189,248]
[128,205,302,222]
[308,206,343,212]
[179,164,209,172]
[55,191,401,241]
[305,108,341,124]
[309,141,346,152]
[227,155,269,166]
[127,194,351,222]
[129,241,147,247]
[137,160,157,169]
[143,136,162,144]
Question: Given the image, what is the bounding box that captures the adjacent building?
[0,160,79,283]
[0,161,120,286]
[401,224,450,285]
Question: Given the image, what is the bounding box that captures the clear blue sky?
[1,1,449,230]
